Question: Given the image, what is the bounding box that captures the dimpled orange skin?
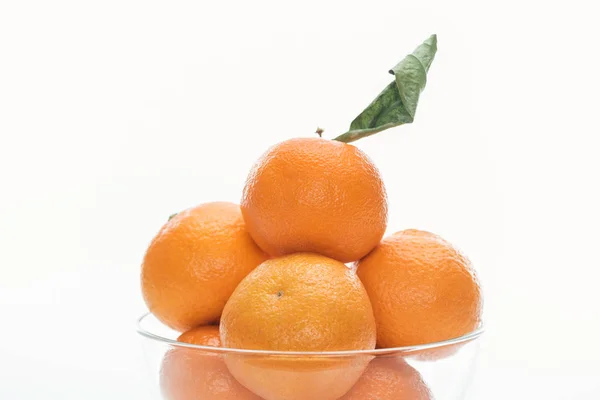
[220,253,376,400]
[141,202,269,332]
[241,137,388,263]
[221,253,376,352]
[356,229,482,349]
[160,325,262,400]
[340,358,432,400]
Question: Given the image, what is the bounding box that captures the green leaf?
[334,34,437,143]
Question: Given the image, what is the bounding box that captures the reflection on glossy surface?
[225,353,371,400]
[137,313,483,400]
[340,357,431,400]
[160,348,261,400]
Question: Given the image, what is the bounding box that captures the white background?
[1,1,599,399]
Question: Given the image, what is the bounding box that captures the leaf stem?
[333,123,400,143]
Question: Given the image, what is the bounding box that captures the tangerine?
[160,325,261,400]
[220,253,376,400]
[141,202,268,332]
[241,137,387,263]
[356,229,482,348]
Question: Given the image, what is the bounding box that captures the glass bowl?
[137,313,483,400]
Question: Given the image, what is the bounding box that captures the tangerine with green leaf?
[241,35,438,263]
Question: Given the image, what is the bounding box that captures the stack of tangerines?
[141,137,483,400]
[141,34,481,400]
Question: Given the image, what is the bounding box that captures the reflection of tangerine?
[241,137,388,263]
[357,229,482,349]
[220,253,376,400]
[141,202,268,332]
[160,326,261,400]
[225,354,370,400]
[340,357,432,400]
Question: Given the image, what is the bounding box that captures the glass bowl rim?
[136,312,484,357]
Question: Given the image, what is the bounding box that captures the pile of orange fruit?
[140,35,482,400]
[141,138,482,400]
